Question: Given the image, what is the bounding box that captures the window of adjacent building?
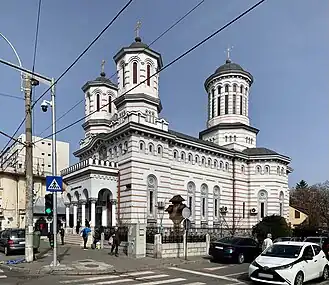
[133,62,138,84]
[108,96,112,113]
[211,89,215,118]
[147,64,151,86]
[233,94,236,114]
[295,210,300,219]
[225,85,229,92]
[225,95,229,114]
[243,202,245,218]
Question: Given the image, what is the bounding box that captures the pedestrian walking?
[59,226,65,245]
[81,226,91,250]
[110,227,120,257]
[76,220,81,234]
[262,233,273,251]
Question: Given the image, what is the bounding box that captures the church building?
[61,30,292,230]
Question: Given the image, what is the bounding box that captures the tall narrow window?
[108,96,112,113]
[279,203,283,216]
[243,202,245,218]
[233,84,237,92]
[146,64,151,86]
[244,97,247,115]
[233,94,236,114]
[208,92,211,120]
[189,196,192,210]
[202,197,206,217]
[218,86,222,94]
[214,199,218,218]
[122,63,126,87]
[96,94,100,111]
[225,95,229,114]
[147,175,157,217]
[149,191,153,214]
[225,85,229,92]
[260,203,265,218]
[217,96,221,116]
[258,190,268,219]
[240,85,243,93]
[240,95,243,115]
[133,62,138,84]
[187,182,196,221]
[211,89,215,118]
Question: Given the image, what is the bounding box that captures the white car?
[249,241,329,285]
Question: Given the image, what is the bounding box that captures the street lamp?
[157,201,165,234]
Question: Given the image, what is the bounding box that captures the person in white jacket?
[262,233,273,251]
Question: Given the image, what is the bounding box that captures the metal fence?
[97,226,128,242]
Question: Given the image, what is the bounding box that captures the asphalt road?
[3,260,329,285]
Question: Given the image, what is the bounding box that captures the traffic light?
[45,194,53,215]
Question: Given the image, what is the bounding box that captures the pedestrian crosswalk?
[0,269,7,279]
[58,270,206,285]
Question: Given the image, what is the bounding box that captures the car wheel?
[237,253,245,264]
[294,272,304,285]
[4,246,9,256]
[322,265,329,280]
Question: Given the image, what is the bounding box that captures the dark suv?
[0,228,25,255]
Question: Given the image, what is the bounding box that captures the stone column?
[73,202,78,228]
[102,206,107,227]
[112,203,117,227]
[81,200,86,226]
[90,198,97,229]
[65,203,70,228]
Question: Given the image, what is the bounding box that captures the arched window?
[281,167,285,176]
[240,95,243,115]
[147,175,157,217]
[225,85,229,92]
[188,153,193,163]
[96,94,100,111]
[225,94,229,114]
[139,141,145,151]
[133,62,138,84]
[108,96,112,113]
[208,158,212,167]
[233,84,237,92]
[195,155,199,164]
[148,143,154,154]
[122,62,126,87]
[229,136,232,142]
[146,64,151,86]
[217,95,221,116]
[241,165,245,173]
[157,145,162,155]
[219,161,223,169]
[256,165,262,174]
[173,150,178,160]
[225,162,229,171]
[218,86,222,94]
[277,166,281,175]
[233,94,236,114]
[123,141,128,153]
[214,159,218,168]
[279,191,284,216]
[258,190,268,219]
[240,85,243,93]
[113,146,117,157]
[213,186,220,220]
[181,151,186,161]
[118,144,122,155]
[234,135,237,142]
[200,184,208,221]
[225,136,228,142]
[265,165,270,174]
[187,181,196,221]
[245,87,248,94]
[99,145,107,160]
[201,156,206,165]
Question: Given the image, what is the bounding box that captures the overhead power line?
[1,0,134,157]
[35,0,267,144]
[36,0,205,138]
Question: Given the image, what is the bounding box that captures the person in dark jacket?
[110,227,120,257]
[59,226,65,245]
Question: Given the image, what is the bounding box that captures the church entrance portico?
[95,188,117,228]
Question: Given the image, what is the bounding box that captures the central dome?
[215,59,244,73]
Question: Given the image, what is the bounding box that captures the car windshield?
[261,244,302,258]
[304,238,321,243]
[281,237,292,241]
[10,230,25,239]
[217,237,242,245]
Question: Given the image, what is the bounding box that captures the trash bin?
[33,231,41,250]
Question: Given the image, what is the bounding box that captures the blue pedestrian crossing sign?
[46,176,63,192]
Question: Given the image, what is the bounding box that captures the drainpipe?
[232,155,236,228]
[16,175,19,228]
[117,169,121,225]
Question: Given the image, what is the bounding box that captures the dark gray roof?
[129,37,149,49]
[81,72,118,92]
[242,147,279,156]
[215,59,244,73]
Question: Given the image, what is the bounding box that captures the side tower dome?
[200,55,258,151]
[81,63,118,137]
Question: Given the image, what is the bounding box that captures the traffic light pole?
[51,78,58,267]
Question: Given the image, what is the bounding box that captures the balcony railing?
[61,158,118,176]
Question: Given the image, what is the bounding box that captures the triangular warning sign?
[48,178,61,190]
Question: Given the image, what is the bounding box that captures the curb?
[0,257,209,276]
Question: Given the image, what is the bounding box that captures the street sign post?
[46,176,62,267]
[182,207,191,261]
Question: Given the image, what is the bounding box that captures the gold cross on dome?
[135,20,142,38]
[225,45,234,60]
[101,60,105,74]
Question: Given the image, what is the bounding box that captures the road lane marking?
[125,271,155,276]
[60,275,118,283]
[137,278,186,285]
[135,274,170,280]
[168,267,240,282]
[80,279,133,285]
[0,275,7,279]
[224,272,247,277]
[204,265,230,271]
[182,283,206,285]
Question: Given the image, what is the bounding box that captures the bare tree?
[220,211,245,237]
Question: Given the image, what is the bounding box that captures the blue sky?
[0,0,328,187]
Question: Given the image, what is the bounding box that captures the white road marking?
[125,271,155,276]
[224,271,247,277]
[182,283,206,285]
[204,265,230,271]
[0,275,7,279]
[135,274,170,280]
[168,267,240,282]
[60,275,118,283]
[80,279,133,285]
[137,278,186,285]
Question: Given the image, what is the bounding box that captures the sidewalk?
[0,240,210,276]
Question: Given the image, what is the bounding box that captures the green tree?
[252,215,291,242]
[296,180,308,189]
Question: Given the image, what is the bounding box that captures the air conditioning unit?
[250,208,258,215]
[220,206,228,214]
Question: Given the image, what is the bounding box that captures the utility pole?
[24,74,38,262]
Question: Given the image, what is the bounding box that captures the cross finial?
[135,20,142,38]
[225,45,234,61]
[101,60,105,75]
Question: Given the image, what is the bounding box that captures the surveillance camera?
[41,100,48,112]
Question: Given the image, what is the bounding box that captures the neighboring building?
[289,205,308,228]
[61,33,292,231]
[0,134,70,176]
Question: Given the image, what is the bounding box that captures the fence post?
[100,232,104,249]
[183,231,187,260]
[154,234,162,259]
[206,233,210,255]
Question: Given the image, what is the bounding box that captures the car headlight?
[251,260,260,267]
[275,264,293,270]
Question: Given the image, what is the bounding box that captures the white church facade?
[61,34,292,230]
